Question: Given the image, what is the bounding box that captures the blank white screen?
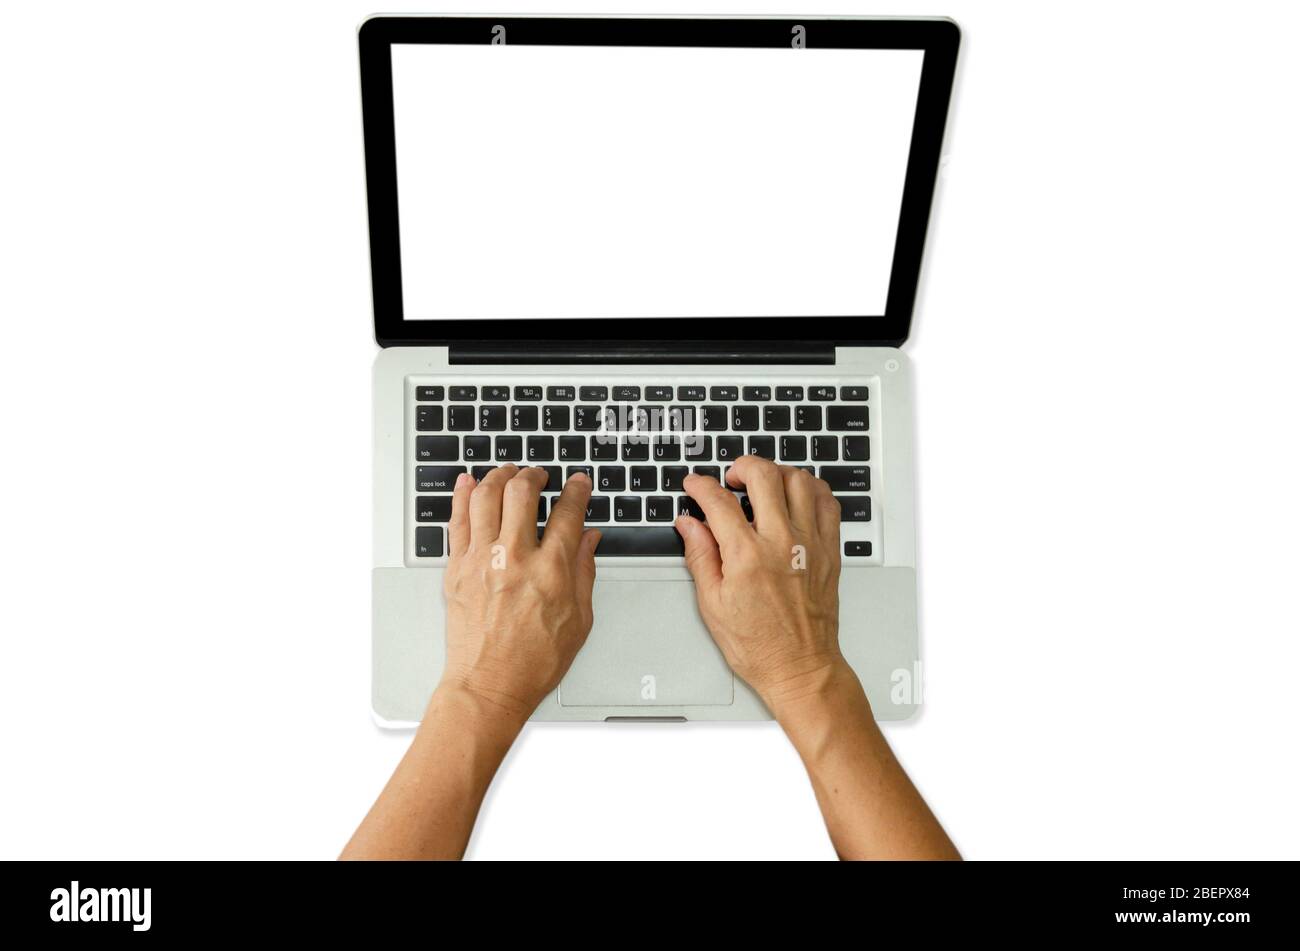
[390,44,924,319]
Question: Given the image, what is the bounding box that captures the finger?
[726,455,790,535]
[499,466,549,547]
[682,473,751,551]
[543,470,593,557]
[448,472,476,557]
[782,466,819,536]
[813,476,842,546]
[675,515,723,590]
[574,527,601,609]
[468,463,518,544]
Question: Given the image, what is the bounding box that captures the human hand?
[675,455,849,714]
[440,465,601,720]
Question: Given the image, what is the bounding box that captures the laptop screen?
[389,43,925,321]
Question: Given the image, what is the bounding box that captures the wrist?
[761,657,872,739]
[425,681,531,741]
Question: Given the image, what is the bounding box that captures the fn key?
[415,526,443,557]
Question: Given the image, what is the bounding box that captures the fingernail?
[455,473,471,488]
[570,471,591,484]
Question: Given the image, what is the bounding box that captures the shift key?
[836,496,872,522]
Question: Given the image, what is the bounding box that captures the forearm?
[340,685,525,860]
[769,662,960,861]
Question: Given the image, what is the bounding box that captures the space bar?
[593,527,685,556]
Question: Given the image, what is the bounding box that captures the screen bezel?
[359,16,959,349]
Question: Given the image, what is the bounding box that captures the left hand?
[440,465,601,719]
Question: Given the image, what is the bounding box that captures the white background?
[392,44,921,317]
[1,0,1298,860]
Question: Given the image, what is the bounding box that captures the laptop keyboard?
[409,379,878,561]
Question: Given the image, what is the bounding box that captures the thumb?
[574,527,601,600]
[675,515,722,591]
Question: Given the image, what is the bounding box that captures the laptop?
[360,15,959,723]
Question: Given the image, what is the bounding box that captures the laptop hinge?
[449,342,835,365]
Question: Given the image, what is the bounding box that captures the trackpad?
[559,581,734,707]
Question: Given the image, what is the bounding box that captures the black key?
[645,496,675,522]
[812,435,839,461]
[415,386,444,401]
[482,385,510,401]
[448,405,475,431]
[612,385,641,401]
[462,435,491,462]
[585,495,611,523]
[558,435,586,462]
[646,386,673,401]
[836,496,872,522]
[415,466,465,492]
[661,466,689,492]
[540,466,563,492]
[593,527,685,556]
[629,466,657,491]
[579,385,608,401]
[740,496,755,522]
[828,406,869,431]
[621,436,650,462]
[526,436,554,462]
[844,541,873,557]
[416,405,444,432]
[479,405,506,431]
[692,465,721,482]
[415,526,443,557]
[471,465,496,480]
[742,386,771,401]
[653,437,681,462]
[493,436,523,462]
[590,436,618,461]
[776,386,803,401]
[763,406,790,431]
[684,434,712,461]
[716,435,744,461]
[416,496,453,522]
[543,405,570,431]
[603,405,634,431]
[676,386,706,401]
[566,465,594,481]
[780,435,808,462]
[820,466,870,491]
[795,405,822,431]
[416,436,458,461]
[667,405,696,432]
[546,385,575,401]
[732,406,760,431]
[840,386,869,402]
[677,496,706,520]
[449,386,477,401]
[511,405,538,431]
[536,497,548,522]
[710,386,738,401]
[514,385,543,401]
[843,436,870,461]
[808,385,836,401]
[597,465,626,492]
[636,405,665,432]
[700,406,728,432]
[614,496,642,523]
[748,436,776,460]
[574,405,602,431]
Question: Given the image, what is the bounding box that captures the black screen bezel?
[359,16,959,349]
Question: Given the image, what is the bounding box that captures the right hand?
[674,455,849,710]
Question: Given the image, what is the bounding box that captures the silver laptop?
[360,15,959,723]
